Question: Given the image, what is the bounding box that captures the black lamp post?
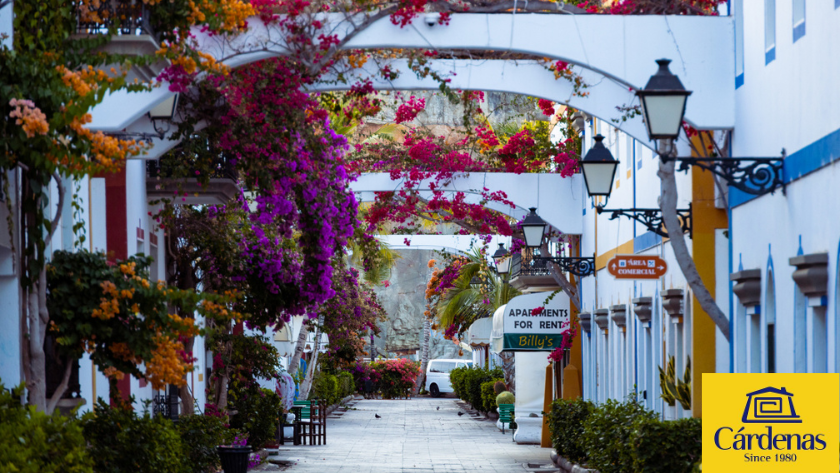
[492,243,511,275]
[580,134,619,198]
[635,59,692,141]
[520,208,547,249]
[636,59,784,196]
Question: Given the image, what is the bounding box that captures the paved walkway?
[266,397,554,473]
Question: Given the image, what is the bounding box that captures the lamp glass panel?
[523,225,544,248]
[582,162,618,196]
[641,95,686,138]
[496,257,511,274]
[149,96,177,119]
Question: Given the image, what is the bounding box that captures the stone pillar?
[513,351,547,445]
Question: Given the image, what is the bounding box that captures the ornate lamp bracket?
[660,151,785,196]
[597,205,692,238]
[532,256,596,278]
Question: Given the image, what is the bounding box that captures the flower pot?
[217,446,251,473]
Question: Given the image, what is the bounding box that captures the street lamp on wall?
[637,59,785,196]
[580,134,619,201]
[148,93,179,138]
[520,208,547,249]
[492,243,511,275]
[635,59,692,142]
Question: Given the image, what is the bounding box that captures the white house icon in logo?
[742,387,802,423]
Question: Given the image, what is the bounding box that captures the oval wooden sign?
[607,254,668,280]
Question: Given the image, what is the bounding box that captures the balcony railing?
[510,248,552,280]
[75,0,155,36]
[146,155,238,182]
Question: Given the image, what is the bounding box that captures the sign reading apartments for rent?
[500,292,571,351]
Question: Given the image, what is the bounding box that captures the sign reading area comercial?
[499,292,570,351]
[607,254,667,280]
[703,373,839,472]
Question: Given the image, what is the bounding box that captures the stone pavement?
[265,396,556,473]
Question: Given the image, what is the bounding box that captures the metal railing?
[75,0,155,36]
[510,249,552,279]
[146,155,238,182]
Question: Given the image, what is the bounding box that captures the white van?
[425,359,472,397]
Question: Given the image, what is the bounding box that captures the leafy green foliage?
[631,417,702,473]
[460,366,504,412]
[336,371,356,398]
[546,397,593,464]
[449,366,468,399]
[495,391,515,405]
[311,371,340,406]
[580,399,657,473]
[228,388,281,450]
[0,383,93,473]
[481,378,505,413]
[177,414,234,473]
[81,400,187,473]
[493,381,507,395]
[659,356,691,409]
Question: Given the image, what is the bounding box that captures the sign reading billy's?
[703,373,839,472]
[492,292,571,351]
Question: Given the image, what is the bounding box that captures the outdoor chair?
[297,399,327,445]
[279,406,303,446]
[498,404,515,435]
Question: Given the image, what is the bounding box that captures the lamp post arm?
[658,156,730,341]
[541,243,580,310]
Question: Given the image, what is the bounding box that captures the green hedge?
[177,414,235,473]
[546,398,593,465]
[460,367,503,412]
[336,371,355,398]
[548,398,701,473]
[449,366,468,399]
[481,378,504,413]
[311,371,340,406]
[229,387,282,450]
[0,385,93,473]
[82,400,187,473]
[631,417,701,473]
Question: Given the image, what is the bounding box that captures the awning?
[468,317,493,347]
[490,305,507,354]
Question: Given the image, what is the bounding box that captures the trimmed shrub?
[580,399,657,473]
[311,371,339,405]
[631,417,701,473]
[481,378,504,413]
[177,414,233,473]
[496,391,515,405]
[81,400,187,473]
[449,366,468,399]
[493,381,506,395]
[229,388,282,450]
[546,398,593,465]
[0,385,93,473]
[336,371,355,398]
[462,367,504,411]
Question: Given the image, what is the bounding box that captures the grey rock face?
[373,249,467,360]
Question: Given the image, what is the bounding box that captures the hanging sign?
[492,292,571,352]
[607,254,668,280]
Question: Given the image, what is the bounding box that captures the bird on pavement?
[457,411,464,416]
[436,407,440,411]
[375,414,381,419]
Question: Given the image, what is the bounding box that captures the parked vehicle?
[425,359,472,397]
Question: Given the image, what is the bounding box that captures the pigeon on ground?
[436,406,440,411]
[457,411,465,416]
[375,414,381,419]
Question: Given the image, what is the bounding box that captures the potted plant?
[217,434,251,473]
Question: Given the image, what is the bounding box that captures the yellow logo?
[703,374,839,472]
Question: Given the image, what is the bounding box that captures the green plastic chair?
[498,404,515,434]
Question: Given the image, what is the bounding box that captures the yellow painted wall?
[690,136,729,418]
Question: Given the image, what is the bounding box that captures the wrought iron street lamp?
[636,59,691,141]
[515,209,595,277]
[637,59,784,196]
[580,134,619,198]
[492,243,511,275]
[520,208,547,248]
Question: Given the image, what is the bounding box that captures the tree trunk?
[46,359,73,415]
[288,320,310,376]
[414,318,431,395]
[658,157,730,340]
[298,324,321,400]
